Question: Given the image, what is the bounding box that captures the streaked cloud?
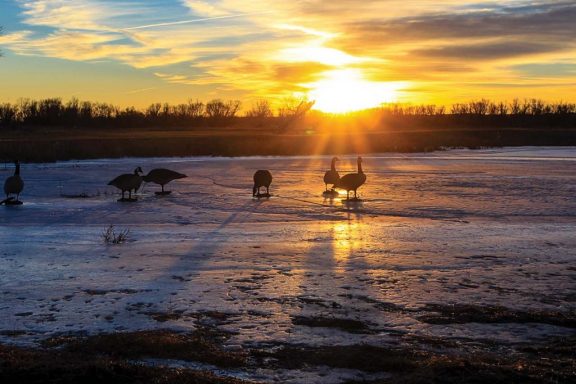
[413,41,568,60]
[511,63,576,78]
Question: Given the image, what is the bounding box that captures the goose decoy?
[142,168,187,195]
[253,170,272,197]
[108,167,143,202]
[323,156,340,195]
[336,156,366,200]
[2,160,24,205]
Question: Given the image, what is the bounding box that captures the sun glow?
[306,69,406,113]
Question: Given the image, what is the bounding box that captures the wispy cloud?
[123,12,271,31]
[125,86,158,94]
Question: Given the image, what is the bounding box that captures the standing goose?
[253,170,272,197]
[323,156,340,193]
[337,156,366,200]
[108,167,143,201]
[143,168,187,195]
[2,160,24,205]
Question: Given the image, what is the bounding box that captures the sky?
[0,0,575,112]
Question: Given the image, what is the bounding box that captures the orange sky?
[0,1,575,112]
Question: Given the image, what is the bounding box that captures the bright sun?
[306,69,405,113]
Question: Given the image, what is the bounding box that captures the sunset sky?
[0,0,575,112]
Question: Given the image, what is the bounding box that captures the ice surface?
[1,147,575,381]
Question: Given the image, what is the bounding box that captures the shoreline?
[2,127,576,162]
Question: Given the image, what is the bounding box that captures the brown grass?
[2,330,574,384]
[418,303,576,328]
[0,347,250,384]
[291,315,375,334]
[43,329,246,368]
[3,126,576,162]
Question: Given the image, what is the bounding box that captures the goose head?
[134,167,143,174]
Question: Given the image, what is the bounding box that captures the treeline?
[304,98,576,132]
[371,99,576,130]
[0,97,575,129]
[380,98,576,116]
[0,97,314,129]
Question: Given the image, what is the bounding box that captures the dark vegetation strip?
[0,344,250,384]
[418,303,576,328]
[1,329,574,384]
[291,315,376,334]
[3,128,576,162]
[328,296,576,329]
[42,328,247,368]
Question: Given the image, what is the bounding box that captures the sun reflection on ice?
[332,220,364,264]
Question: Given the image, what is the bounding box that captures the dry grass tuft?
[101,225,130,245]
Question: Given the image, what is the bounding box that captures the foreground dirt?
[1,325,574,384]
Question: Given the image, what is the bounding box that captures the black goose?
[323,156,340,192]
[337,156,366,200]
[108,167,143,201]
[253,170,272,197]
[3,160,24,204]
[143,168,187,195]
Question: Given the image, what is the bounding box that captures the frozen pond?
[1,147,575,381]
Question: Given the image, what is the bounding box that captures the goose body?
[3,160,24,202]
[323,157,340,192]
[337,156,366,200]
[143,168,187,194]
[108,167,143,201]
[253,170,272,197]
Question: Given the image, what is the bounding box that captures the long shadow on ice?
[132,199,267,320]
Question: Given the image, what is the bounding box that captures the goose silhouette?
[253,170,272,197]
[2,160,24,205]
[143,168,187,195]
[108,167,143,202]
[323,156,340,194]
[337,156,366,200]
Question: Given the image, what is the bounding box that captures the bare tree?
[278,96,314,119]
[246,99,273,118]
[146,103,162,118]
[186,99,204,118]
[205,99,241,119]
[276,96,315,130]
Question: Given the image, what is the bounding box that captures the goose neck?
[330,158,337,171]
